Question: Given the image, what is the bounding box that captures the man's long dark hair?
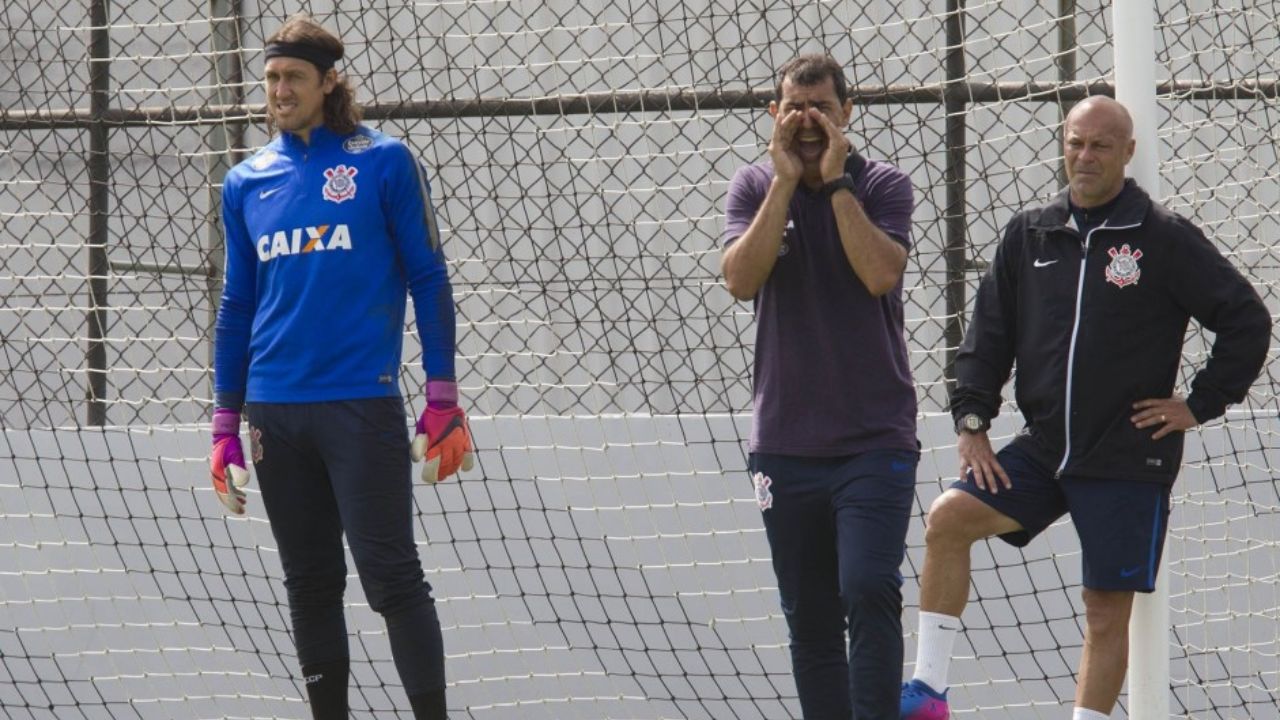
[265,15,362,135]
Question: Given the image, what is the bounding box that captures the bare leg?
[907,489,1024,698]
[1075,588,1135,713]
[918,489,1022,617]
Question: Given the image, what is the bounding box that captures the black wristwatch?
[955,413,990,435]
[820,174,857,198]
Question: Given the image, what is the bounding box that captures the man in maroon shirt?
[721,54,918,719]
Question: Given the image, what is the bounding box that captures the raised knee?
[924,491,983,545]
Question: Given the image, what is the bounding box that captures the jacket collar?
[1031,178,1151,232]
[279,124,342,152]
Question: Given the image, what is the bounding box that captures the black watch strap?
[821,174,857,198]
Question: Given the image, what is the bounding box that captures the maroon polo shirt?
[723,158,917,456]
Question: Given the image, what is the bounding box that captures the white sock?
[912,611,960,692]
[1072,708,1110,720]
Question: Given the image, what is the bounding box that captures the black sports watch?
[955,413,990,435]
[820,174,857,198]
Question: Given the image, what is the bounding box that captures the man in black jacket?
[899,96,1270,720]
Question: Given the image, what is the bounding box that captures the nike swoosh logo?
[1119,566,1143,578]
[259,187,283,199]
[1033,258,1058,268]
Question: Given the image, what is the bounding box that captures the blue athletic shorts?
[952,443,1171,592]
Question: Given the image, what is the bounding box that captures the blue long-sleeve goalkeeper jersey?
[213,125,455,408]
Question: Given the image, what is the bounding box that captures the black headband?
[264,41,339,71]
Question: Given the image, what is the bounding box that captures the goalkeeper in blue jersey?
[209,15,472,720]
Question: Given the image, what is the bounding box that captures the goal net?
[0,1,1276,718]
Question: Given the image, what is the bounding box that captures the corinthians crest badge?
[322,164,358,203]
[1104,243,1142,288]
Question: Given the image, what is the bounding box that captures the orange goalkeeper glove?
[210,408,250,514]
[410,380,475,483]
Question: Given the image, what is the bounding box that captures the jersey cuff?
[214,391,245,412]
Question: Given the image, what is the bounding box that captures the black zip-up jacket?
[952,180,1270,484]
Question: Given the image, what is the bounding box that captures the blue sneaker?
[900,678,949,720]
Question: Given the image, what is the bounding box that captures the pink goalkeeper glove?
[410,380,475,483]
[210,408,250,514]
